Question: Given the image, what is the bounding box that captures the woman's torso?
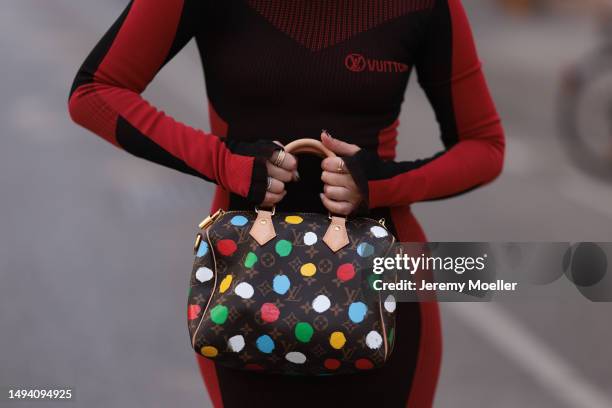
[196,0,435,213]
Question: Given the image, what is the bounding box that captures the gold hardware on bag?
[255,206,275,215]
[378,218,386,228]
[193,233,203,254]
[198,209,225,229]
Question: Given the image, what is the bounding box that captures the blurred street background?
[1,0,612,407]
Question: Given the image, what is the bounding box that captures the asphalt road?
[1,1,611,407]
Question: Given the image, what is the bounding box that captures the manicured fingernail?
[294,171,300,181]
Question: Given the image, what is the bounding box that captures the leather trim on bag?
[191,227,219,348]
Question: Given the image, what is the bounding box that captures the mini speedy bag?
[187,139,398,375]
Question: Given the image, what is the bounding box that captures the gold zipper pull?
[198,208,225,229]
[193,233,203,255]
[378,218,386,228]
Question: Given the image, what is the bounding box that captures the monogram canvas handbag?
[186,138,398,375]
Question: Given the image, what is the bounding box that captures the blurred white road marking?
[560,169,612,220]
[448,303,612,408]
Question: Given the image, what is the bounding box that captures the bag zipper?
[197,209,387,230]
[198,208,226,229]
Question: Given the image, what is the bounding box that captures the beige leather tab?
[323,216,350,252]
[249,210,276,246]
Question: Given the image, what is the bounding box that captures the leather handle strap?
[284,138,336,159]
[250,138,349,252]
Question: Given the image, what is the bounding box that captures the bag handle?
[249,138,350,252]
[284,138,336,159]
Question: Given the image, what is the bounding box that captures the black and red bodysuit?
[69,1,504,406]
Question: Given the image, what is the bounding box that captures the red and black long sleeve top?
[69,0,504,218]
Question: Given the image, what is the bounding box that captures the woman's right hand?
[261,147,298,208]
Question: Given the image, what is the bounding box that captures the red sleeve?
[345,0,505,209]
[68,0,277,204]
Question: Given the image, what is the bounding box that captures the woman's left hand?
[319,131,363,216]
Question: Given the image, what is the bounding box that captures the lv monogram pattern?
[187,211,397,375]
